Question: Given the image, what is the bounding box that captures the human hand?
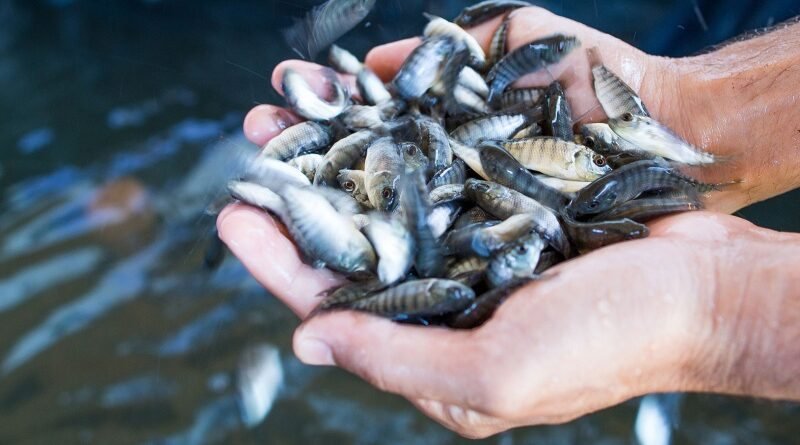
[221,6,800,438]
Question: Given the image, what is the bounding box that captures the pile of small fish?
[227,0,717,329]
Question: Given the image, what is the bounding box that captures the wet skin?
[223,7,800,439]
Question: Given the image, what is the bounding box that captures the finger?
[217,203,345,318]
[270,59,357,99]
[243,104,301,147]
[293,311,486,407]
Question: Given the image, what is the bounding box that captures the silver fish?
[283,0,376,60]
[365,137,404,211]
[423,13,486,69]
[357,68,392,105]
[590,59,650,119]
[499,137,611,181]
[393,36,454,100]
[288,153,325,182]
[328,44,363,75]
[487,233,546,287]
[364,212,414,284]
[260,121,332,161]
[282,68,348,121]
[450,112,530,146]
[314,129,379,186]
[337,169,372,209]
[608,113,715,165]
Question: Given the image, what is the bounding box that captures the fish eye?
[621,112,634,122]
[583,136,595,148]
[516,245,528,254]
[342,180,355,192]
[588,200,599,209]
[381,187,394,200]
[593,155,607,167]
[557,41,565,52]
[406,145,417,155]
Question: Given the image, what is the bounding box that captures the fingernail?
[295,337,334,366]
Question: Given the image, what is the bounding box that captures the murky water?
[0,1,798,444]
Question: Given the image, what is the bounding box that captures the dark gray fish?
[534,250,562,274]
[283,0,376,60]
[592,196,703,223]
[560,213,649,254]
[446,279,531,329]
[418,116,453,171]
[401,171,445,278]
[487,34,580,104]
[313,278,388,313]
[543,81,574,140]
[487,233,546,287]
[348,278,475,318]
[314,129,379,186]
[428,158,467,189]
[464,179,571,256]
[453,0,531,28]
[261,121,332,161]
[569,159,719,217]
[478,142,571,211]
[444,213,549,257]
[393,37,454,100]
[357,68,392,105]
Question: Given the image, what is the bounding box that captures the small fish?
[487,34,580,104]
[478,142,571,211]
[423,14,486,69]
[244,156,311,190]
[365,137,404,211]
[288,153,325,182]
[487,14,511,68]
[453,0,531,28]
[282,68,348,121]
[283,0,376,60]
[608,113,715,165]
[364,213,414,284]
[580,122,648,157]
[451,112,531,146]
[454,85,491,114]
[348,278,475,318]
[500,87,545,109]
[401,171,445,278]
[487,233,546,287]
[543,81,574,140]
[464,179,571,256]
[399,142,430,174]
[589,52,650,119]
[428,158,467,189]
[417,116,453,171]
[592,196,703,223]
[569,159,718,217]
[499,137,611,181]
[315,184,363,215]
[446,256,490,286]
[446,213,559,257]
[260,121,332,161]
[314,129,379,186]
[533,174,590,193]
[393,36,454,100]
[357,68,392,105]
[336,169,372,209]
[560,213,649,254]
[314,278,388,313]
[452,206,496,230]
[446,279,530,329]
[227,180,287,218]
[328,44,363,75]
[450,138,490,180]
[280,185,376,274]
[429,184,466,205]
[427,201,464,238]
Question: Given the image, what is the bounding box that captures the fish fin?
[422,12,438,22]
[282,16,312,60]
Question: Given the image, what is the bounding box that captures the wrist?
[679,225,800,400]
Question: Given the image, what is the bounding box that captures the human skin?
[219,7,800,438]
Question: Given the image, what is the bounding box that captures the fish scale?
[592,64,650,118]
[349,279,475,317]
[500,137,609,181]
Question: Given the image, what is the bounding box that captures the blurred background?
[0,0,798,444]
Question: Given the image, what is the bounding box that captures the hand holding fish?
[220,4,800,438]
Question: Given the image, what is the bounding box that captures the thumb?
[292,311,484,406]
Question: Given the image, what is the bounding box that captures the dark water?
[0,1,798,444]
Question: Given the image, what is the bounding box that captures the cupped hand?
[220,6,783,438]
